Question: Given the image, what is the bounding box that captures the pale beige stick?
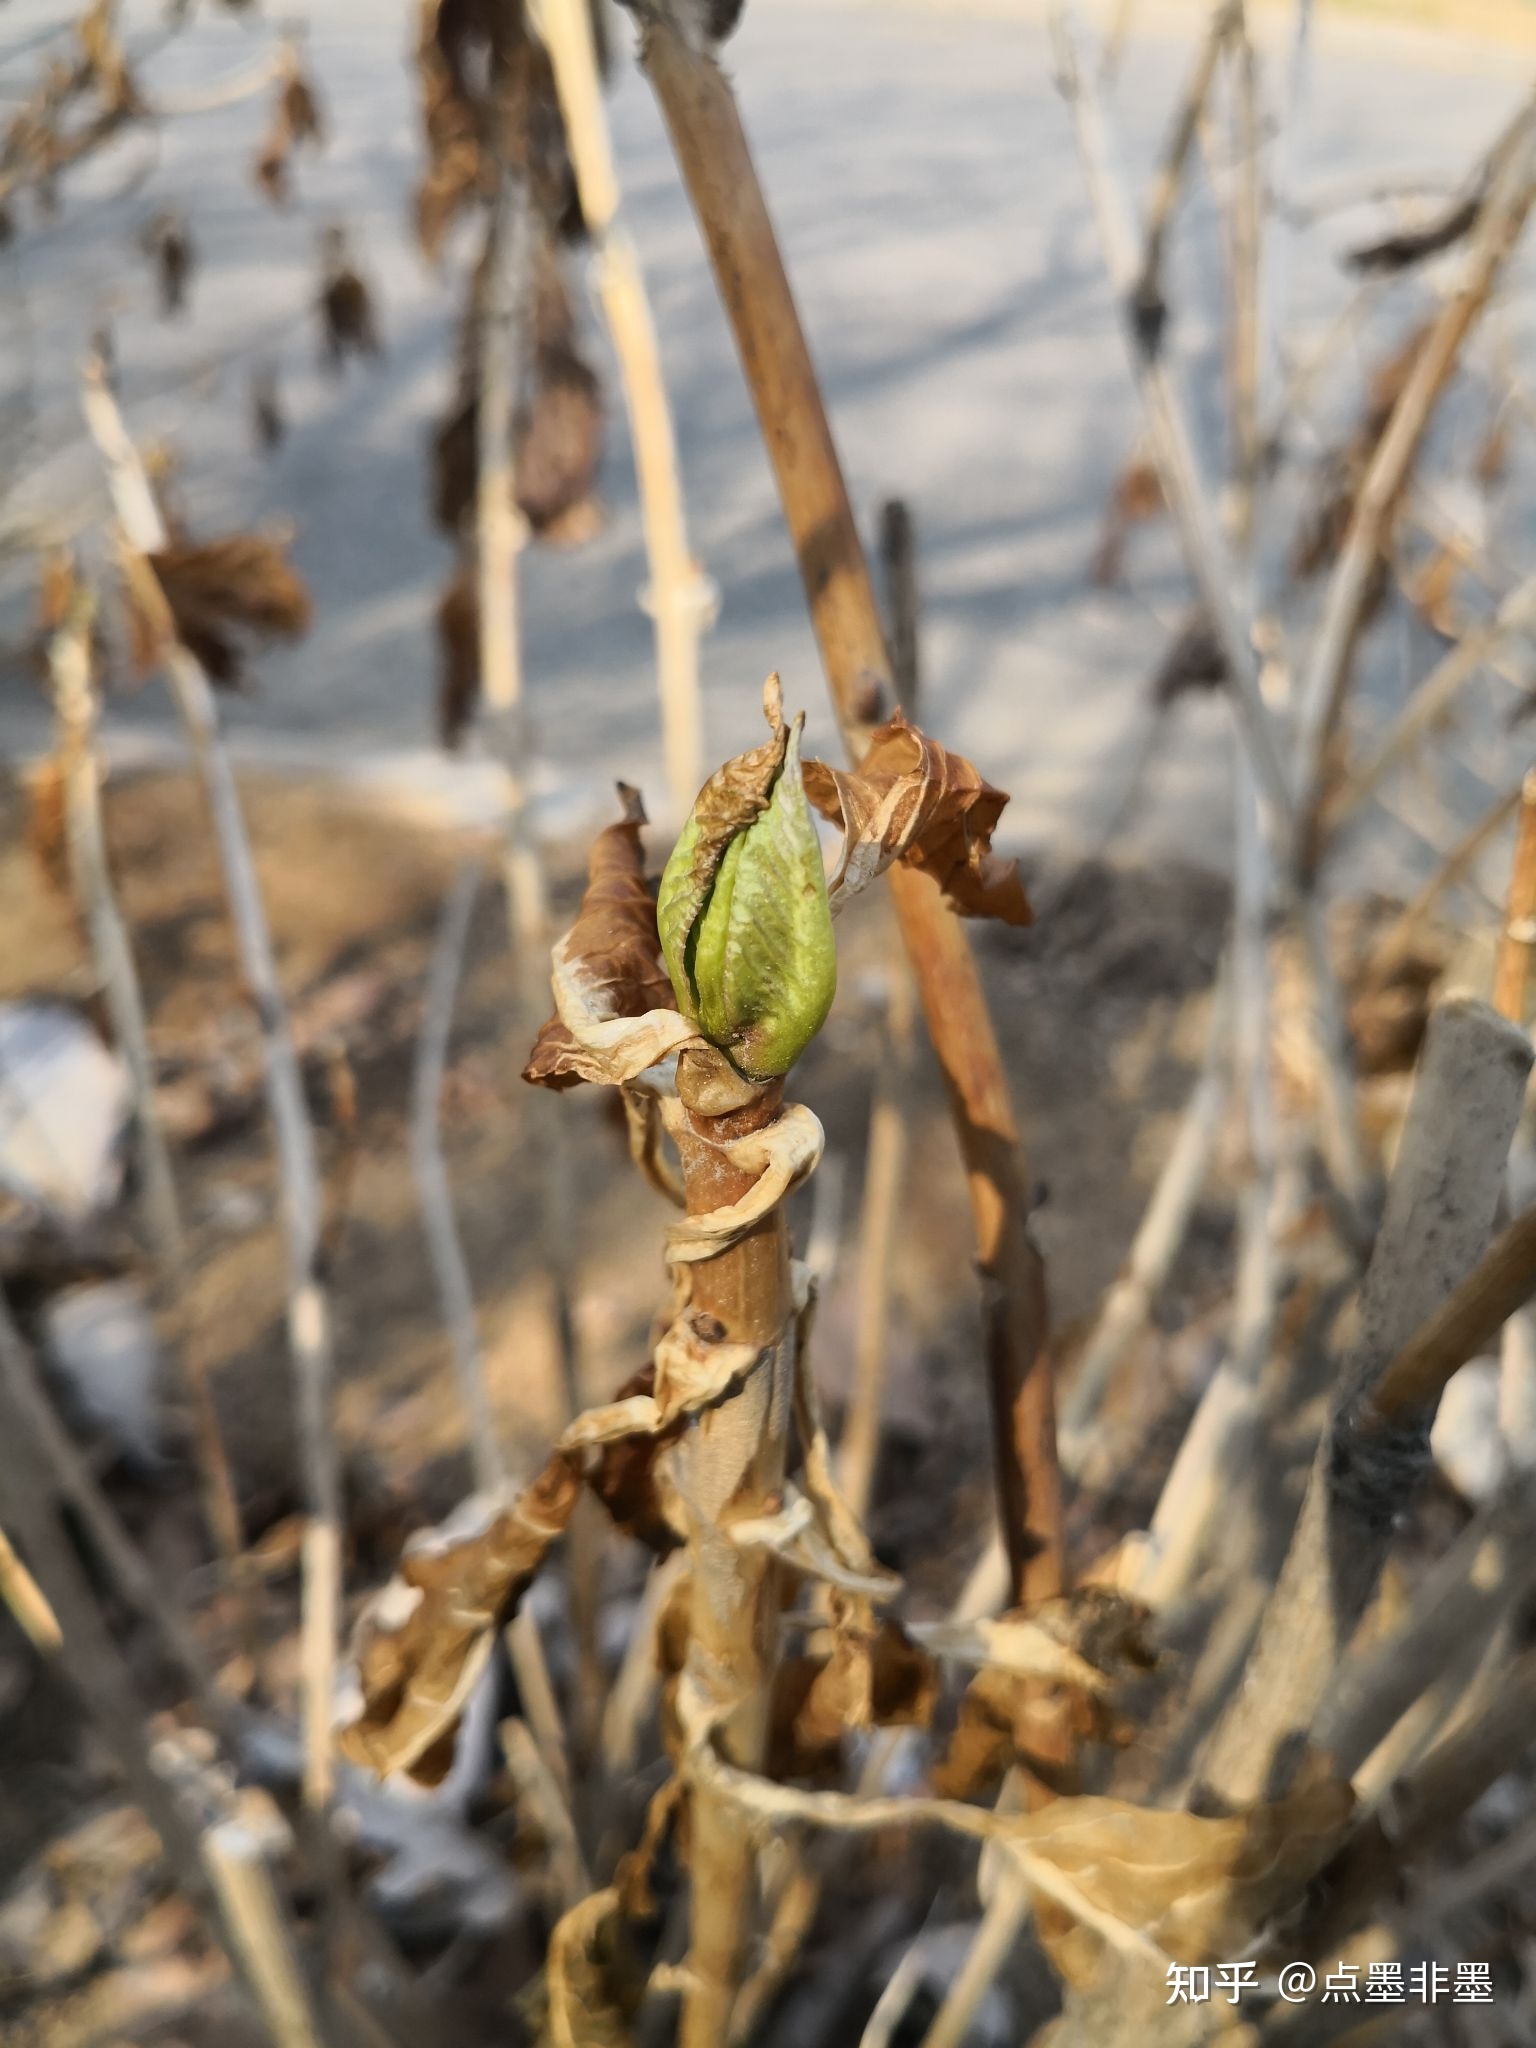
[1140,33,1277,1605]
[410,859,504,1494]
[1317,1472,1536,1784]
[599,1549,686,1776]
[1325,576,1536,834]
[47,594,182,1262]
[1293,102,1536,837]
[202,1822,327,2048]
[1137,763,1273,1609]
[476,183,545,951]
[839,968,914,1522]
[1130,0,1241,341]
[1496,775,1536,1468]
[501,1715,591,1908]
[1365,776,1524,985]
[533,0,711,821]
[1052,2,1371,1225]
[82,366,342,1818]
[1052,3,1289,826]
[0,1523,61,1651]
[474,178,585,1808]
[47,589,255,1634]
[1195,998,1533,1813]
[1059,966,1231,1468]
[1494,768,1536,1024]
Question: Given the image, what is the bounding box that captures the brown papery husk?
[524,782,675,1087]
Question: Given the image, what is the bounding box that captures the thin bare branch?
[1194,998,1533,1812]
[534,0,712,821]
[81,365,343,1819]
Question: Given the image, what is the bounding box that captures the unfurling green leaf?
[658,677,836,1081]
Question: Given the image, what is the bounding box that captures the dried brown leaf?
[320,233,382,372]
[803,713,1032,924]
[434,559,480,748]
[280,64,326,149]
[583,1362,683,1555]
[932,1590,1157,1801]
[771,1618,938,1780]
[524,784,687,1090]
[338,1453,580,1782]
[143,533,312,689]
[26,757,69,895]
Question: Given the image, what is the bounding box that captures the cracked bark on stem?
[1293,105,1536,852]
[636,9,1064,1608]
[671,1055,795,2048]
[533,0,709,821]
[1193,998,1533,1813]
[81,366,342,1819]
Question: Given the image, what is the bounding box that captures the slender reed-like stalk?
[1293,104,1536,843]
[46,590,258,1640]
[533,0,711,821]
[1494,769,1536,1023]
[1325,575,1536,834]
[1194,998,1533,1812]
[1365,776,1525,983]
[81,366,342,1818]
[411,860,504,1494]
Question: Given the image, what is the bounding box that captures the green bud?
[658,700,836,1081]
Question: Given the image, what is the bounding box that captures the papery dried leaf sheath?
[802,712,1033,926]
[524,782,683,1088]
[339,1453,580,1781]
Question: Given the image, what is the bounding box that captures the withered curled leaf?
[582,1362,683,1555]
[933,1589,1158,1801]
[338,1453,580,1783]
[1026,1772,1354,1989]
[771,1618,939,1781]
[524,784,682,1090]
[802,713,1033,925]
[545,1886,644,2048]
[137,533,313,689]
